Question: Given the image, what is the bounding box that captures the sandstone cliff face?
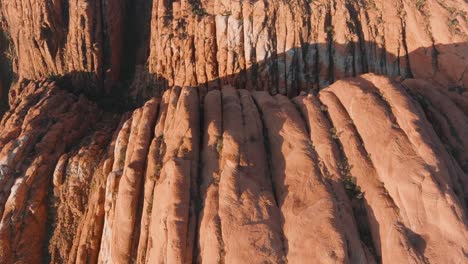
[0,0,467,263]
[0,74,467,263]
[1,0,467,98]
[145,0,468,93]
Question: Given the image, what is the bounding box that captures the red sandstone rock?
[0,0,125,91]
[0,81,105,263]
[324,75,468,263]
[0,0,466,263]
[198,87,285,263]
[143,0,467,97]
[252,91,350,263]
[0,73,466,263]
[2,0,466,97]
[319,91,425,263]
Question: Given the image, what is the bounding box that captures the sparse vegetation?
[0,30,16,97]
[146,197,153,214]
[181,147,190,159]
[178,32,188,39]
[191,4,207,17]
[438,2,467,37]
[341,176,364,200]
[337,158,353,176]
[415,0,427,12]
[376,15,383,25]
[216,138,223,155]
[2,31,16,63]
[161,4,174,25]
[367,0,378,11]
[118,147,127,168]
[154,163,162,177]
[397,6,406,18]
[391,123,400,129]
[448,18,460,34]
[320,104,328,112]
[330,127,339,139]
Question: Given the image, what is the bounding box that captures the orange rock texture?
[0,0,467,263]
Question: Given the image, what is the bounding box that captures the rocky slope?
[0,0,467,263]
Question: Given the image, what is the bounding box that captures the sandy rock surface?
[0,0,466,263]
[0,74,465,263]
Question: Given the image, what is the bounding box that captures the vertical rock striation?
[0,0,466,263]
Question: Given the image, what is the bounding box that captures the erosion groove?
[0,0,467,263]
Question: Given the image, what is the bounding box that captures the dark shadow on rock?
[403,226,428,257]
[361,198,382,263]
[0,29,16,116]
[1,31,466,115]
[53,70,168,113]
[121,0,154,83]
[123,41,467,108]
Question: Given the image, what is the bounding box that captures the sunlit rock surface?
[0,0,467,263]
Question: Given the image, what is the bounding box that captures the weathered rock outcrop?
[0,74,466,263]
[0,0,467,263]
[0,0,124,89]
[142,0,468,93]
[0,80,116,263]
